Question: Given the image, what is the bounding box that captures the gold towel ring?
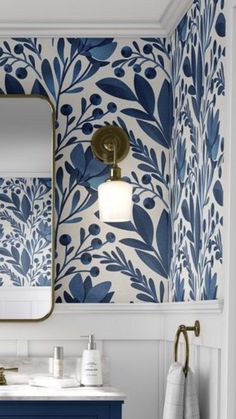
[174,320,200,377]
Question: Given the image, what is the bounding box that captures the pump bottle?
[80,335,103,387]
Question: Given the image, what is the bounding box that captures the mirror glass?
[0,96,54,320]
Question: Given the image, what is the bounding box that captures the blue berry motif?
[92,108,103,119]
[91,238,102,249]
[143,44,153,54]
[106,232,116,243]
[107,102,117,113]
[133,64,141,73]
[144,67,157,79]
[14,44,24,54]
[4,64,12,73]
[114,67,125,77]
[82,123,93,135]
[81,253,92,265]
[144,197,155,209]
[121,46,132,58]
[16,67,27,79]
[90,94,102,105]
[61,104,73,115]
[59,234,72,246]
[89,224,101,236]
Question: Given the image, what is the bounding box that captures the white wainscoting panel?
[0,302,224,419]
[0,287,51,319]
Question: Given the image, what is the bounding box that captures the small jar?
[53,346,63,378]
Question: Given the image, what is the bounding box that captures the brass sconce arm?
[103,138,121,181]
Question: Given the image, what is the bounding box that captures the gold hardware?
[0,367,18,385]
[0,94,55,322]
[174,320,200,377]
[91,125,130,183]
[91,125,130,165]
[91,125,132,222]
[110,166,121,181]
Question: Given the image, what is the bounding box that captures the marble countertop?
[0,385,126,401]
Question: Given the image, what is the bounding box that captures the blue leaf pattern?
[133,205,153,245]
[0,3,224,302]
[134,74,155,115]
[5,74,24,94]
[170,0,225,301]
[41,59,56,99]
[96,78,137,101]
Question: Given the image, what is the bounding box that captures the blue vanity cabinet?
[0,400,123,418]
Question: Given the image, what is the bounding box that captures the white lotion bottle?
[80,335,103,387]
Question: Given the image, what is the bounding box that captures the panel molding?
[54,300,223,315]
[0,302,223,419]
[0,301,223,347]
[0,0,192,37]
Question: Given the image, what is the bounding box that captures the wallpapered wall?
[170,0,225,301]
[0,37,172,303]
[0,0,225,303]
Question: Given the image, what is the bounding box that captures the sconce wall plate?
[91,125,130,164]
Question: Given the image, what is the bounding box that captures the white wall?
[0,302,223,419]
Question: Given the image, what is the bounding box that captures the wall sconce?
[91,125,133,222]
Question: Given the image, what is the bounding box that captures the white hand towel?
[184,368,200,419]
[163,362,185,419]
[162,362,200,419]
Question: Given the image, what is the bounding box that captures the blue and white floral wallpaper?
[0,0,226,303]
[0,178,52,287]
[170,0,225,301]
[0,37,171,303]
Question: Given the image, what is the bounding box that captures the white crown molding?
[0,0,193,38]
[0,20,165,38]
[161,0,193,36]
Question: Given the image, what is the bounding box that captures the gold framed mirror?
[0,95,55,321]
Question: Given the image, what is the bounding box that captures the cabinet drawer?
[0,401,123,419]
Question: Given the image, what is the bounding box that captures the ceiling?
[0,0,192,37]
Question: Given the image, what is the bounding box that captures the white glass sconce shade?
[98,180,133,222]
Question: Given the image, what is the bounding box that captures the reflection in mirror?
[0,96,54,320]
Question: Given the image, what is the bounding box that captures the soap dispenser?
[80,334,103,387]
